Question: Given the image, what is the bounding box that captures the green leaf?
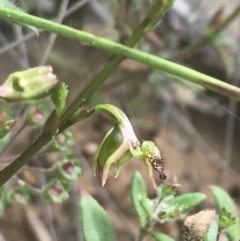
[0,186,8,216]
[139,197,152,220]
[80,195,116,241]
[149,231,175,241]
[211,185,240,241]
[0,0,38,34]
[51,82,68,116]
[203,215,219,241]
[168,192,206,215]
[9,186,31,204]
[131,172,152,226]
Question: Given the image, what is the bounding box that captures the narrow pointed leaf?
[203,216,219,241]
[131,172,151,226]
[168,192,206,214]
[211,185,240,241]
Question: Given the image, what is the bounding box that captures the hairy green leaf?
[203,215,219,241]
[211,185,240,241]
[168,192,206,215]
[131,172,152,226]
[80,195,116,241]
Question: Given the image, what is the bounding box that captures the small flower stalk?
[92,104,167,188]
[0,66,58,102]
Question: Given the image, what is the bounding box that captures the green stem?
[59,4,161,125]
[137,228,147,241]
[0,4,240,186]
[0,4,169,186]
[0,135,50,185]
[0,7,239,102]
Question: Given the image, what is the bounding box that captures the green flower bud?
[46,130,74,152]
[42,179,70,203]
[0,119,15,139]
[54,155,83,181]
[0,101,15,139]
[0,66,58,102]
[25,104,48,126]
[9,186,31,204]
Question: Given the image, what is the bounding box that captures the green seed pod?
[0,66,58,102]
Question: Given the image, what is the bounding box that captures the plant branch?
[0,6,239,102]
[1,3,240,186]
[0,134,51,185]
[0,2,172,185]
